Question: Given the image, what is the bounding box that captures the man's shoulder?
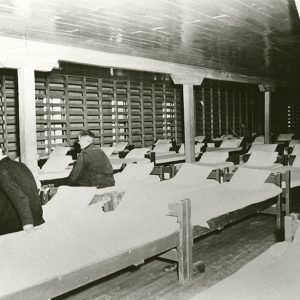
[83,145,107,157]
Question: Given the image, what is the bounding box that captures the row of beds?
[2,135,300,299]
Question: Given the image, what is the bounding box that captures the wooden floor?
[56,214,277,300]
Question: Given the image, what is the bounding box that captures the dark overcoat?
[0,157,44,235]
[68,143,115,188]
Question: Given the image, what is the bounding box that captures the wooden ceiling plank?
[0,0,299,80]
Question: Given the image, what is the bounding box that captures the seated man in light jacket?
[68,130,115,188]
[0,145,44,235]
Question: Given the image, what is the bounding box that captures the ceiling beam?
[171,74,204,85]
[0,36,290,86]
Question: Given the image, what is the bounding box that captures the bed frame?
[160,170,290,275]
[9,171,290,299]
[3,199,193,300]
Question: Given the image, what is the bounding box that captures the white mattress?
[155,152,202,164]
[195,162,233,169]
[114,177,281,228]
[239,163,283,171]
[272,165,300,188]
[1,165,282,298]
[190,225,300,300]
[206,147,242,153]
[38,169,71,181]
[109,157,150,170]
[0,209,179,298]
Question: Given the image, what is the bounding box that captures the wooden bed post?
[284,170,291,216]
[177,198,193,285]
[275,173,282,230]
[285,213,300,242]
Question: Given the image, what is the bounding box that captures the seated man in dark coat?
[0,147,44,235]
[68,130,115,188]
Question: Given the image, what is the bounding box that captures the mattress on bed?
[0,207,179,298]
[272,165,300,188]
[189,224,300,300]
[116,168,281,228]
[38,169,71,181]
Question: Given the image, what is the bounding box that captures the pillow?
[153,143,171,153]
[292,144,300,155]
[125,148,149,159]
[43,186,97,222]
[114,163,154,185]
[289,140,300,147]
[155,139,171,145]
[49,146,70,157]
[179,143,204,154]
[247,144,277,154]
[200,151,229,164]
[220,139,242,148]
[100,146,116,157]
[293,155,300,168]
[278,133,294,141]
[252,136,264,145]
[171,163,213,185]
[195,135,205,143]
[246,151,278,167]
[228,167,271,190]
[195,143,204,154]
[41,155,73,172]
[113,142,128,153]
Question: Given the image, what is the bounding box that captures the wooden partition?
[0,65,285,160]
[0,69,19,158]
[272,87,300,136]
[195,79,264,137]
[35,65,184,157]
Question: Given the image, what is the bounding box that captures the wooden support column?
[18,65,38,175]
[264,91,271,143]
[259,83,276,144]
[171,74,204,163]
[183,84,195,163]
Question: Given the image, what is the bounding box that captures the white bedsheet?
[0,208,178,298]
[38,169,71,181]
[109,157,150,170]
[272,165,300,188]
[114,163,158,185]
[195,162,233,169]
[0,165,282,298]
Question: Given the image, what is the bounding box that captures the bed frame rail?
[4,199,192,299]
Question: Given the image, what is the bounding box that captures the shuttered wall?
[0,70,19,158]
[2,64,292,160]
[195,79,264,136]
[35,65,183,157]
[272,87,300,136]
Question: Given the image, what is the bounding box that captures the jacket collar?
[83,143,95,150]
